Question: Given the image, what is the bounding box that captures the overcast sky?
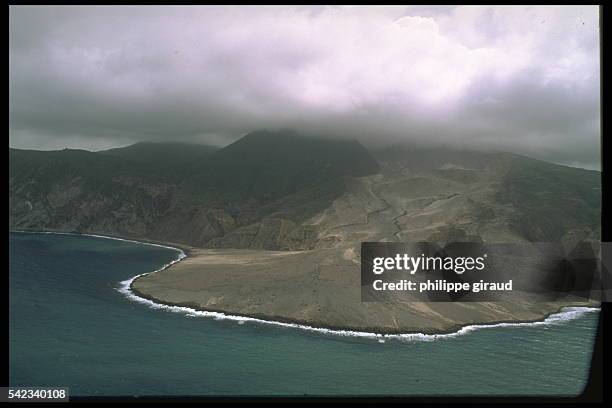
[9,5,600,169]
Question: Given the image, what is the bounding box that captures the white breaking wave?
[11,230,600,342]
[118,274,599,342]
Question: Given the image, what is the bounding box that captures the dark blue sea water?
[9,232,599,397]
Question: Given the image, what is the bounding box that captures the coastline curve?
[10,230,601,342]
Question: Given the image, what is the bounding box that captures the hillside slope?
[10,135,601,332]
[131,145,601,333]
[9,130,380,248]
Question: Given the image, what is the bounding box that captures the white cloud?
[9,5,600,167]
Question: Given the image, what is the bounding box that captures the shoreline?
[9,228,194,256]
[10,229,601,340]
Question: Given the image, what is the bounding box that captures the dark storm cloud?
[9,6,600,168]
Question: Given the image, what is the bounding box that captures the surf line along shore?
[10,230,598,340]
[110,233,597,339]
[124,276,598,341]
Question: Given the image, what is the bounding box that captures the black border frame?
[7,1,608,405]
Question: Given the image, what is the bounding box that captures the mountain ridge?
[9,130,600,250]
[10,130,382,248]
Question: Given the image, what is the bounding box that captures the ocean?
[8,231,599,397]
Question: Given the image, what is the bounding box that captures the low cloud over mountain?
[9,6,600,169]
